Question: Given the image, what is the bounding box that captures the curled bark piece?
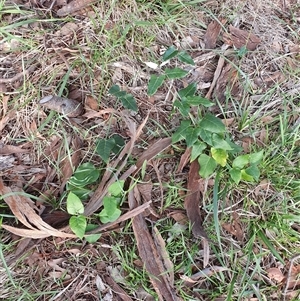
[39,95,84,117]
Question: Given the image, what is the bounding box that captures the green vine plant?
[66,163,125,242]
[110,46,263,183]
[66,46,263,240]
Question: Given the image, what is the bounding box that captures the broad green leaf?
[249,150,264,165]
[99,208,121,223]
[68,162,100,187]
[198,154,217,178]
[108,85,137,111]
[245,165,260,181]
[67,192,84,215]
[241,169,254,182]
[172,120,191,143]
[211,148,228,167]
[186,96,214,107]
[229,168,242,184]
[173,99,190,116]
[84,224,101,243]
[69,215,86,239]
[108,85,126,98]
[148,75,165,95]
[191,141,207,162]
[162,46,179,61]
[185,126,201,147]
[212,133,233,150]
[199,113,225,133]
[199,128,213,145]
[103,196,120,215]
[111,134,125,154]
[108,180,125,196]
[165,68,188,79]
[178,83,197,98]
[99,196,122,223]
[178,51,195,65]
[232,154,249,169]
[85,233,101,243]
[120,93,138,111]
[67,186,91,200]
[226,139,243,153]
[96,138,116,163]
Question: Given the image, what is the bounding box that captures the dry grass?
[1,0,300,300]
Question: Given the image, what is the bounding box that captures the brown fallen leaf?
[0,179,76,239]
[169,211,188,225]
[153,226,174,286]
[222,212,244,242]
[85,95,99,111]
[56,0,96,16]
[185,159,208,239]
[214,63,240,102]
[266,267,285,283]
[254,71,285,88]
[128,187,179,301]
[103,274,133,301]
[0,144,30,155]
[0,110,16,133]
[176,147,191,173]
[203,19,224,49]
[39,95,84,117]
[224,25,261,51]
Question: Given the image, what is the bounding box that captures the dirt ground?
[1,0,300,300]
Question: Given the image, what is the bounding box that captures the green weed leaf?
[99,196,121,223]
[198,154,217,178]
[120,93,138,111]
[148,75,165,95]
[108,85,137,111]
[96,138,116,163]
[173,99,190,116]
[212,134,233,150]
[229,168,242,184]
[66,186,91,200]
[162,46,179,61]
[178,83,197,98]
[67,192,84,215]
[68,162,100,188]
[111,134,125,154]
[99,209,121,223]
[249,150,264,164]
[241,169,254,182]
[69,215,86,239]
[108,180,125,196]
[85,234,101,243]
[84,224,101,243]
[172,120,191,143]
[199,128,213,145]
[199,114,225,133]
[185,96,214,107]
[211,148,228,167]
[165,68,188,79]
[245,165,260,181]
[178,51,195,65]
[108,85,126,98]
[184,127,201,147]
[232,154,249,169]
[191,141,207,162]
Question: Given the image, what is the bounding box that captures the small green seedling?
[108,46,263,183]
[98,180,125,223]
[66,161,125,241]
